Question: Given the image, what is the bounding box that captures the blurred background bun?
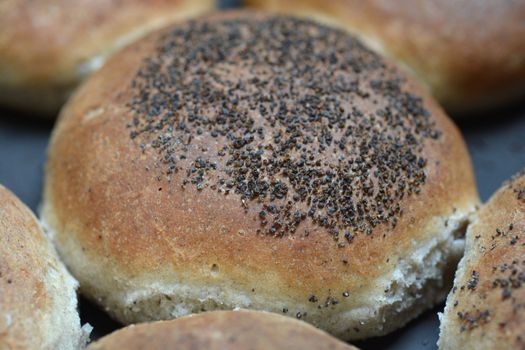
[0,0,217,116]
[87,310,357,350]
[244,0,525,114]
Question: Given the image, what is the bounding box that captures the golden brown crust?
[0,0,217,115]
[0,185,82,350]
[43,11,479,339]
[244,0,525,113]
[439,170,525,349]
[87,310,357,350]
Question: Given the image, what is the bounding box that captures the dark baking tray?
[1,0,524,348]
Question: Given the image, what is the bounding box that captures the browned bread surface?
[0,185,85,350]
[87,310,358,350]
[0,0,216,115]
[42,11,479,340]
[439,170,525,349]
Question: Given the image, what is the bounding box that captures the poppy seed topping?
[128,15,441,240]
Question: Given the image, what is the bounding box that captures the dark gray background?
[1,0,524,349]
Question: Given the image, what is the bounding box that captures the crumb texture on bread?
[0,185,87,350]
[87,310,357,350]
[43,12,479,341]
[43,206,472,340]
[439,169,525,350]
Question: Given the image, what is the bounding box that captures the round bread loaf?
[42,11,479,340]
[87,310,357,350]
[0,0,216,116]
[439,169,525,350]
[0,185,89,349]
[244,0,525,113]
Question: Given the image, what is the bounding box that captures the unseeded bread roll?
[87,310,358,350]
[0,185,89,350]
[439,170,525,350]
[243,0,525,113]
[0,0,216,116]
[42,11,479,340]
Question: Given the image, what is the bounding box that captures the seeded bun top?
[43,11,478,339]
[87,310,357,350]
[439,170,525,350]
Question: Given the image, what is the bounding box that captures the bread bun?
[87,310,357,349]
[42,11,479,340]
[0,185,89,349]
[439,169,525,349]
[0,0,216,116]
[243,0,525,113]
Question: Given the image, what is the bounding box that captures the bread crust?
[244,0,525,113]
[87,310,357,350]
[439,170,525,350]
[42,11,479,340]
[0,0,216,115]
[0,185,84,350]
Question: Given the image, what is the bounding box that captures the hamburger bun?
[243,0,525,113]
[0,185,89,350]
[0,0,216,116]
[87,310,357,350]
[42,11,479,340]
[439,169,525,349]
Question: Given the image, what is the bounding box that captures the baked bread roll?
[0,185,89,349]
[42,11,479,340]
[0,0,216,116]
[243,0,525,113]
[86,310,357,349]
[439,169,525,349]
